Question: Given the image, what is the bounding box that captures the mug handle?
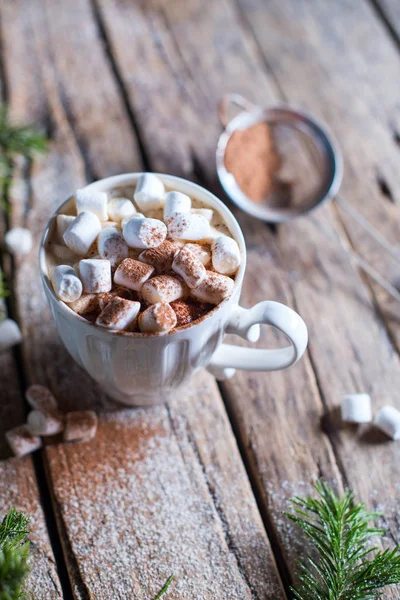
[208,301,308,378]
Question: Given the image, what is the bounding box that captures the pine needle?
[0,271,8,300]
[0,508,31,600]
[151,575,174,600]
[285,481,400,599]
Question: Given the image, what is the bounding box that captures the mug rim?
[39,172,247,338]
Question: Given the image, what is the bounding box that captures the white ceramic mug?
[40,173,308,406]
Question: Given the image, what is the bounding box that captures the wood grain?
[0,300,62,597]
[95,0,400,594]
[1,0,285,597]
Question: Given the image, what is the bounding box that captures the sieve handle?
[218,94,261,128]
[208,301,308,379]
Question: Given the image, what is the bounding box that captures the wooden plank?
[2,0,285,597]
[0,301,62,597]
[94,0,400,593]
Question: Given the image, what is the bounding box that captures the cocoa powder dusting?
[171,299,212,327]
[154,303,176,329]
[139,240,180,273]
[224,122,284,203]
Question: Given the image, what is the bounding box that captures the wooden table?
[2,0,400,597]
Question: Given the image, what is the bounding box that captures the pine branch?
[0,271,8,300]
[0,508,31,600]
[151,575,174,600]
[285,481,400,600]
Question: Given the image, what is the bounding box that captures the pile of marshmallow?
[341,394,400,440]
[50,173,241,333]
[6,385,98,458]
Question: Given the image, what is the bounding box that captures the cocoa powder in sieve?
[224,122,283,203]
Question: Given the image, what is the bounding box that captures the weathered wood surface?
[96,0,400,594]
[1,0,284,597]
[0,302,62,597]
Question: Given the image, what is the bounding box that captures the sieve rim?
[216,103,343,223]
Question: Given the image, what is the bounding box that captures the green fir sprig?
[0,508,31,600]
[0,104,47,213]
[151,575,174,599]
[286,481,400,600]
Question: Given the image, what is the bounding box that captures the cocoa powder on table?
[224,122,285,204]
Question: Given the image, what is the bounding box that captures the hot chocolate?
[45,173,241,334]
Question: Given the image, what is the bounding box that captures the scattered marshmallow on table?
[6,425,42,457]
[56,214,75,242]
[341,394,372,423]
[191,208,214,222]
[51,265,83,302]
[191,271,234,304]
[25,384,58,412]
[79,258,111,293]
[101,221,119,230]
[97,228,128,266]
[5,227,33,256]
[212,236,241,276]
[134,173,165,211]
[121,213,144,229]
[64,211,102,255]
[96,297,141,330]
[172,245,206,289]
[64,410,98,443]
[168,213,210,241]
[114,258,154,291]
[185,243,211,266]
[107,197,136,222]
[76,187,108,221]
[123,216,167,249]
[138,302,177,333]
[27,409,64,436]
[139,240,181,273]
[374,405,400,440]
[141,275,187,304]
[0,318,22,352]
[163,191,191,222]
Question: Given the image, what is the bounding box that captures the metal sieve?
[216,94,343,223]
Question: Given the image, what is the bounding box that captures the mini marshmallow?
[25,385,58,412]
[56,214,75,242]
[114,258,154,291]
[6,425,42,457]
[138,302,177,334]
[204,225,231,243]
[134,173,165,211]
[141,275,187,304]
[98,286,137,309]
[123,217,167,249]
[97,228,128,266]
[49,243,77,263]
[96,297,141,330]
[27,409,64,436]
[64,410,98,442]
[163,191,191,222]
[341,394,372,423]
[121,213,144,229]
[172,246,206,289]
[5,227,33,256]
[67,293,100,316]
[185,243,211,266]
[76,187,108,221]
[374,406,400,440]
[191,208,214,222]
[168,213,210,241]
[79,259,111,293]
[51,265,83,302]
[138,240,181,273]
[0,318,22,352]
[107,197,136,222]
[101,221,119,229]
[212,236,241,276]
[191,271,234,304]
[64,211,102,255]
